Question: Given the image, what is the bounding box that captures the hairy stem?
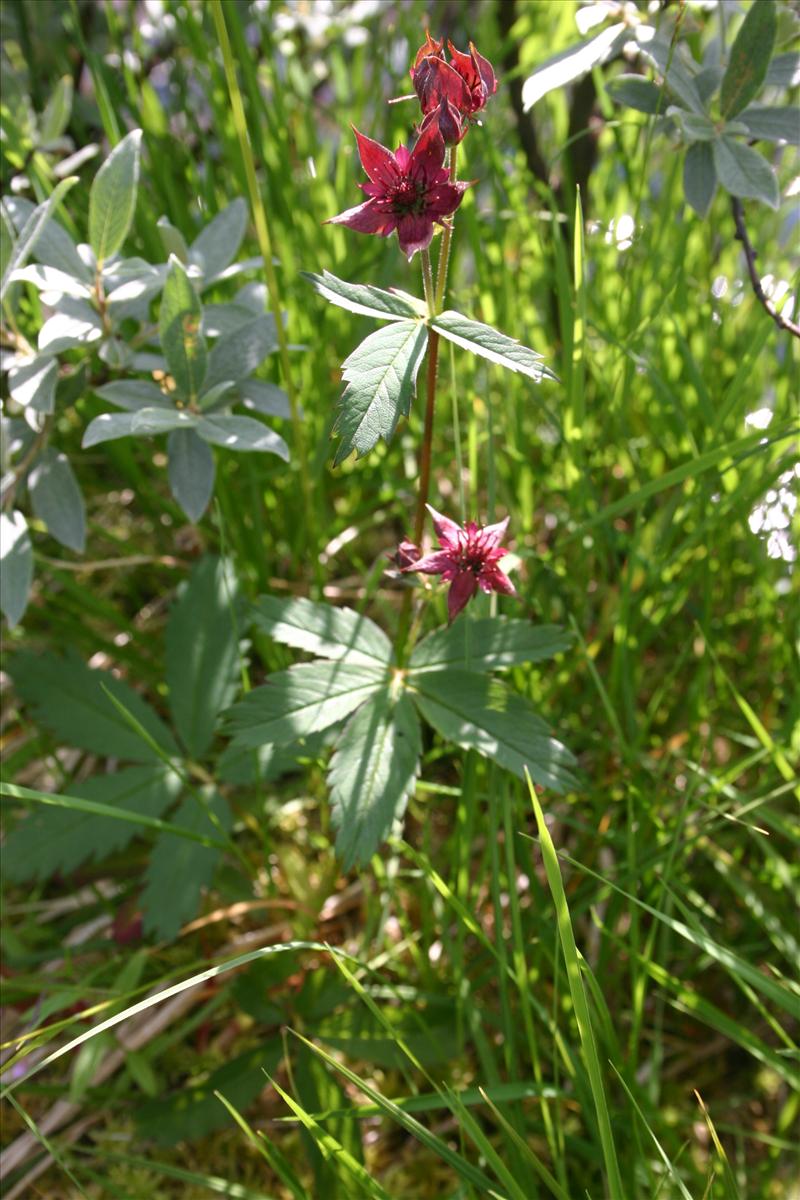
[397,148,460,658]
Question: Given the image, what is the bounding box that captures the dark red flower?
[326,123,470,259]
[401,505,516,621]
[410,35,497,119]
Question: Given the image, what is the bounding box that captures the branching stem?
[731,196,800,340]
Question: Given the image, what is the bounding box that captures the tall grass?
[2,2,798,1197]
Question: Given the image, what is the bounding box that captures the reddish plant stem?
[397,147,460,659]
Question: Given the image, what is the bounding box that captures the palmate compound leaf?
[251,594,393,667]
[333,320,428,465]
[6,648,179,761]
[141,791,232,940]
[302,270,426,322]
[226,660,387,749]
[410,668,577,792]
[410,617,572,674]
[430,312,557,382]
[328,691,421,869]
[165,555,241,759]
[3,766,181,883]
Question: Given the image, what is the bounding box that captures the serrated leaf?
[202,314,278,392]
[95,380,172,411]
[226,661,386,749]
[712,136,779,208]
[166,556,240,758]
[302,270,425,321]
[38,298,103,354]
[141,791,231,940]
[607,74,663,115]
[6,649,179,761]
[683,140,717,217]
[521,24,627,110]
[333,320,428,465]
[237,378,291,419]
[189,198,247,282]
[28,447,86,552]
[217,730,330,785]
[738,105,800,144]
[136,1043,281,1145]
[431,311,555,381]
[0,176,79,302]
[196,414,288,458]
[39,76,73,144]
[328,690,420,868]
[167,429,215,522]
[159,256,207,401]
[1,195,89,281]
[720,0,777,119]
[637,32,705,115]
[89,128,143,263]
[3,767,180,883]
[0,510,32,627]
[7,356,58,413]
[410,618,572,674]
[412,669,576,791]
[251,594,393,666]
[82,408,197,448]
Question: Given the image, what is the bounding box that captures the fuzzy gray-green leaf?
[720,0,777,119]
[28,448,86,552]
[712,136,779,208]
[159,256,207,401]
[88,129,143,263]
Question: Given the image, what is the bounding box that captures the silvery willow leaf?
[521,23,627,111]
[167,429,215,523]
[196,414,288,458]
[683,141,717,217]
[720,0,777,119]
[88,129,143,263]
[0,510,33,627]
[712,136,779,208]
[83,408,198,448]
[28,448,86,552]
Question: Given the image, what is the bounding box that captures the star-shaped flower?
[325,123,470,260]
[401,505,516,621]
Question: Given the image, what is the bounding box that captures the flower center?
[390,177,426,215]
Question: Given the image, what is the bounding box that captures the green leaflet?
[333,320,428,464]
[328,690,421,868]
[251,593,393,667]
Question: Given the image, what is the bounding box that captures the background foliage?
[1,1,798,1197]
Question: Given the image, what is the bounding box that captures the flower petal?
[408,119,446,182]
[447,570,479,621]
[425,180,470,220]
[425,504,462,548]
[480,514,510,549]
[396,212,436,259]
[480,563,516,597]
[325,198,396,237]
[469,42,497,99]
[352,127,398,187]
[404,549,457,576]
